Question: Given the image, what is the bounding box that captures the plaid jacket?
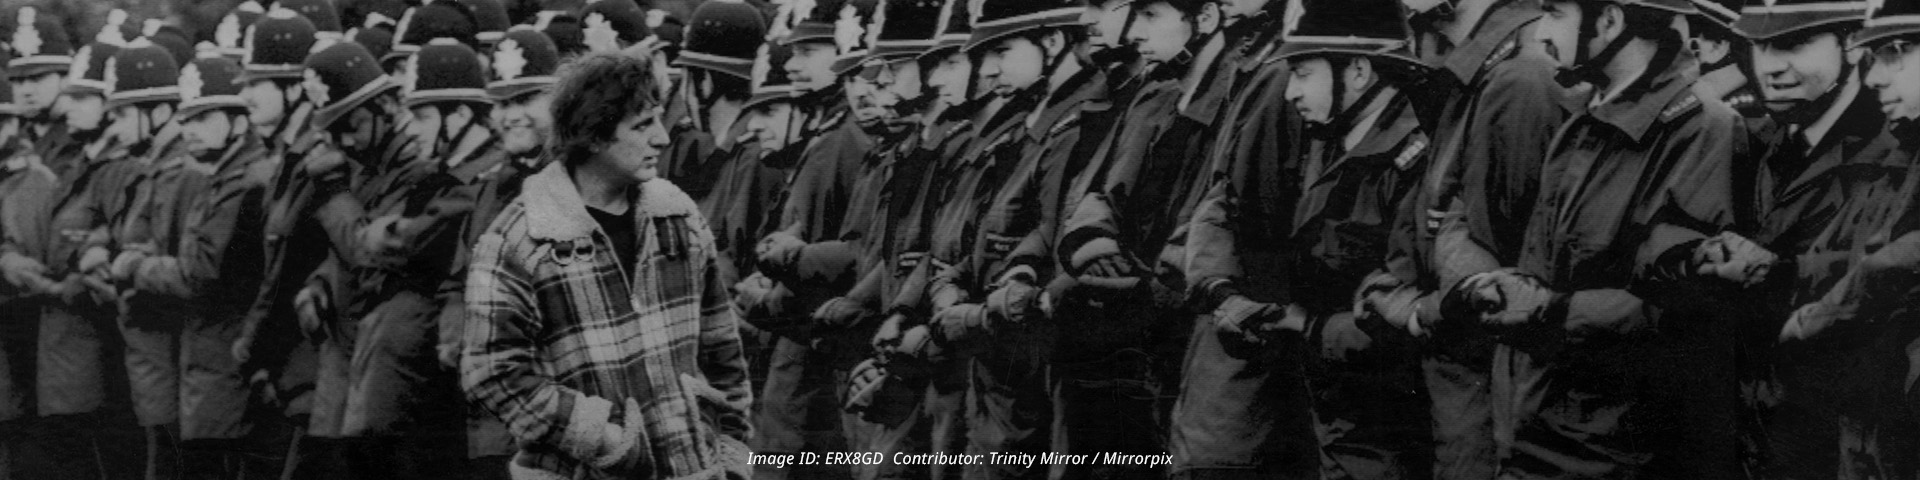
[464,162,753,480]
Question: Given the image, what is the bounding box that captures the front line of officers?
[0,0,1917,478]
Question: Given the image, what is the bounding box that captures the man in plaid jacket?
[463,50,753,480]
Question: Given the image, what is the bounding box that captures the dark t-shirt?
[588,191,641,280]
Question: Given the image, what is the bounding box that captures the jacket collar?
[1441,0,1538,86]
[1322,93,1425,176]
[211,132,265,181]
[522,162,700,242]
[1581,51,1699,144]
[1777,85,1892,196]
[1025,68,1109,140]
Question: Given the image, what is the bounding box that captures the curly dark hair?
[548,51,663,166]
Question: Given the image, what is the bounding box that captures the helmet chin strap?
[1303,59,1387,141]
[1768,59,1853,127]
[1554,15,1635,89]
[437,105,481,161]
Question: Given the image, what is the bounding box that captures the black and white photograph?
[0,0,1914,478]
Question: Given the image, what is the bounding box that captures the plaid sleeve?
[461,222,615,462]
[693,217,754,443]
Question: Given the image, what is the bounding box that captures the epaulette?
[812,109,849,135]
[1394,133,1429,170]
[1478,38,1520,78]
[1046,111,1081,138]
[1660,92,1703,123]
[1725,91,1765,118]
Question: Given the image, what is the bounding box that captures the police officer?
[462,0,515,51]
[666,0,768,203]
[387,2,483,84]
[213,1,268,61]
[713,39,796,292]
[825,0,948,476]
[1779,8,1920,477]
[0,10,146,478]
[1161,0,1311,476]
[1687,0,1761,116]
[6,7,76,159]
[282,0,347,36]
[0,52,55,480]
[91,37,191,480]
[1728,0,1907,477]
[398,35,513,480]
[109,47,277,480]
[740,1,879,477]
[1044,0,1221,471]
[1458,0,1746,476]
[439,24,562,480]
[924,0,1109,476]
[581,0,656,52]
[1360,0,1566,476]
[876,2,1021,477]
[722,37,807,479]
[397,35,506,480]
[302,39,468,478]
[229,8,346,478]
[1209,1,1436,477]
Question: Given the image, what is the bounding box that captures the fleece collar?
[521,161,700,241]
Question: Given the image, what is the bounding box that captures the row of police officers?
[0,0,1913,477]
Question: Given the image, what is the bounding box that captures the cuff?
[561,395,616,463]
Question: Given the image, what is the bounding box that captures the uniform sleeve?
[1184,72,1297,307]
[1003,128,1082,284]
[774,140,829,240]
[1432,60,1565,288]
[134,176,270,300]
[1557,108,1744,341]
[461,227,620,461]
[693,217,754,442]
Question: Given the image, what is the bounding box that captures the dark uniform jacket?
[239,115,337,418]
[1499,50,1747,480]
[126,133,275,440]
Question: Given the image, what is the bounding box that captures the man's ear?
[1198,2,1222,35]
[1042,29,1070,57]
[1597,3,1626,46]
[450,103,476,132]
[1843,33,1865,65]
[1344,56,1375,94]
[151,103,175,126]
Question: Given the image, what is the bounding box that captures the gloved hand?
[248,369,281,409]
[1450,270,1558,327]
[931,304,988,345]
[231,335,254,364]
[77,246,112,276]
[812,296,868,330]
[843,358,888,415]
[110,249,149,284]
[295,282,334,342]
[1353,271,1404,319]
[870,313,907,354]
[1780,301,1843,343]
[1695,232,1778,287]
[0,251,48,288]
[589,397,648,470]
[927,276,968,311]
[1069,237,1143,278]
[362,215,417,266]
[984,280,1048,327]
[894,324,941,366]
[1212,295,1299,359]
[755,232,806,278]
[302,143,349,175]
